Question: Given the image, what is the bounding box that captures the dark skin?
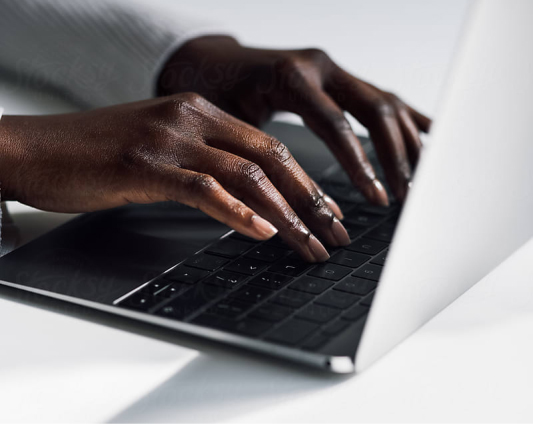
[0,37,430,262]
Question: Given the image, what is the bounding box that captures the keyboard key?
[250,303,293,322]
[209,299,253,318]
[344,211,381,226]
[204,270,247,289]
[328,250,371,268]
[316,290,360,309]
[119,292,165,312]
[289,276,333,294]
[346,238,388,255]
[357,204,395,216]
[268,255,313,277]
[156,282,189,299]
[342,305,369,321]
[343,222,367,239]
[323,319,350,336]
[334,277,376,296]
[154,283,228,320]
[365,225,395,243]
[225,258,269,276]
[193,314,272,337]
[228,232,261,244]
[164,265,209,284]
[245,245,289,262]
[248,272,292,290]
[139,280,168,296]
[271,289,313,308]
[296,304,340,323]
[353,264,383,281]
[264,235,287,247]
[301,333,330,351]
[231,285,274,304]
[266,319,319,345]
[370,249,388,266]
[206,238,254,258]
[360,291,375,306]
[308,263,352,281]
[184,253,229,271]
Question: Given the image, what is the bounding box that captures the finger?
[310,178,344,220]
[183,144,330,262]
[396,105,423,167]
[202,119,350,246]
[283,88,389,206]
[139,165,279,241]
[327,70,412,201]
[406,105,432,133]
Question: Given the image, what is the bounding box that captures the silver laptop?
[0,0,531,374]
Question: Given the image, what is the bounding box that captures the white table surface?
[5,1,533,422]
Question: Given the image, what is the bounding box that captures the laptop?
[0,0,532,374]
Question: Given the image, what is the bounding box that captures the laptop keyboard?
[116,182,399,352]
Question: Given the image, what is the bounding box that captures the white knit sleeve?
[0,0,231,108]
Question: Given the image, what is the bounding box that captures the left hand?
[158,36,431,205]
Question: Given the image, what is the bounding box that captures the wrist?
[157,35,241,97]
[0,116,27,201]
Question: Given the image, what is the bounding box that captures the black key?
[316,290,360,309]
[248,272,292,290]
[245,244,289,263]
[231,285,274,304]
[266,319,320,345]
[139,280,169,296]
[323,319,350,336]
[264,235,287,247]
[205,238,254,258]
[296,304,340,323]
[225,257,269,276]
[370,249,388,266]
[184,253,229,271]
[342,305,369,321]
[271,289,313,308]
[193,314,272,337]
[322,183,364,203]
[268,255,313,277]
[365,225,395,243]
[346,238,388,255]
[358,204,394,216]
[250,303,293,322]
[204,270,247,289]
[228,232,261,244]
[289,276,333,294]
[344,211,381,226]
[353,264,383,281]
[119,292,165,312]
[164,265,209,284]
[328,250,371,268]
[343,222,367,239]
[156,282,189,299]
[334,277,376,296]
[308,263,352,281]
[301,333,330,351]
[209,299,253,318]
[360,291,375,306]
[154,283,227,320]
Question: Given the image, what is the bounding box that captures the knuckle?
[327,113,352,133]
[267,137,293,165]
[189,173,219,196]
[178,91,203,104]
[301,47,329,62]
[239,161,267,185]
[369,97,396,120]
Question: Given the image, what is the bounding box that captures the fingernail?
[369,179,389,207]
[331,217,351,246]
[250,215,278,239]
[307,234,330,262]
[323,194,344,220]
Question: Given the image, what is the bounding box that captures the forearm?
[0,0,228,108]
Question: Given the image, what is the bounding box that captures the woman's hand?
[159,36,431,204]
[0,93,351,262]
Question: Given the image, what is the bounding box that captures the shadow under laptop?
[106,349,348,423]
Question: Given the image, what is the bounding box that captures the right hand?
[0,93,351,262]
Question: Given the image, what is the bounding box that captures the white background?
[4,0,533,422]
